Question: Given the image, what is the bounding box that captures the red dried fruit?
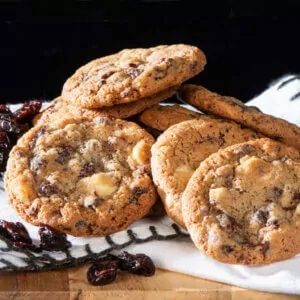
[39,225,71,251]
[117,251,155,276]
[87,260,119,286]
[14,100,42,122]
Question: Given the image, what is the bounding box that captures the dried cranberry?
[39,225,71,251]
[87,261,119,286]
[14,100,42,122]
[118,251,155,276]
[0,131,11,172]
[0,105,11,113]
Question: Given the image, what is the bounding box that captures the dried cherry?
[39,225,71,251]
[117,251,155,276]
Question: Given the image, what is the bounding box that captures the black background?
[1,1,300,104]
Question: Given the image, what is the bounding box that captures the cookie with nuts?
[62,44,206,108]
[5,117,156,236]
[182,138,300,265]
[151,118,262,228]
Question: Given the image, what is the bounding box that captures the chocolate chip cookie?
[151,118,261,227]
[33,86,177,126]
[5,117,157,236]
[182,138,300,265]
[139,104,202,132]
[62,45,206,108]
[178,84,300,150]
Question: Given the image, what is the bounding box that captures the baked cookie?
[5,117,156,236]
[33,86,177,126]
[178,84,300,150]
[151,118,261,228]
[182,138,300,265]
[139,104,202,131]
[62,44,206,108]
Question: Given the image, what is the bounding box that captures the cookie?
[33,86,177,126]
[182,138,300,265]
[62,44,206,108]
[139,104,202,131]
[5,117,157,237]
[151,118,262,227]
[178,84,300,149]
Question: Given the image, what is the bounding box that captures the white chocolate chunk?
[132,140,150,165]
[174,164,194,186]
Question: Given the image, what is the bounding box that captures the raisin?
[101,71,115,80]
[13,100,42,122]
[87,261,118,286]
[75,220,93,234]
[220,245,234,255]
[39,225,71,251]
[117,251,155,276]
[79,163,96,177]
[189,61,198,72]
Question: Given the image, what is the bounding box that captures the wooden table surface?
[0,267,299,300]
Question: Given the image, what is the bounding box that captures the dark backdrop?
[1,1,300,104]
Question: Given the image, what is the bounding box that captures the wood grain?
[0,268,298,299]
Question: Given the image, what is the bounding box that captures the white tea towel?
[0,75,299,294]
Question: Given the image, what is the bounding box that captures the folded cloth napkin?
[0,75,299,294]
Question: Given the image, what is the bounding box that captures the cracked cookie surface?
[151,118,261,227]
[182,138,300,265]
[33,86,177,126]
[178,84,300,149]
[5,117,156,236]
[62,45,206,108]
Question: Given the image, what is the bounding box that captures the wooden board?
[0,267,298,299]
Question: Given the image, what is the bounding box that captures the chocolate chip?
[261,242,270,257]
[29,126,47,150]
[253,209,268,224]
[266,187,283,202]
[79,163,96,177]
[293,192,300,202]
[266,219,280,228]
[153,67,168,80]
[31,157,48,172]
[55,146,71,164]
[216,214,233,230]
[75,220,93,234]
[129,187,148,204]
[127,68,143,80]
[189,61,198,72]
[39,180,57,196]
[221,245,233,255]
[88,198,104,211]
[271,135,281,141]
[235,144,256,158]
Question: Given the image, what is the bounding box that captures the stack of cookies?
[4,44,300,266]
